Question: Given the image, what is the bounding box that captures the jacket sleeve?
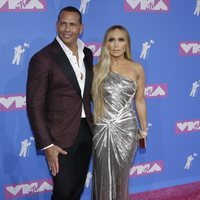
[26,52,53,149]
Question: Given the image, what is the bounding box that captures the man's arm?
[26,52,53,149]
[26,52,67,176]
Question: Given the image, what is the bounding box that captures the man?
[26,6,93,200]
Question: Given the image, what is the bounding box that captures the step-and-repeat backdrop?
[0,0,200,199]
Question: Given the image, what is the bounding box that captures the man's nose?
[64,24,71,31]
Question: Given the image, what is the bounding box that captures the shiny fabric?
[92,71,139,200]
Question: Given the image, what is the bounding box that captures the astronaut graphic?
[147,123,152,131]
[184,153,197,170]
[19,137,34,157]
[190,80,200,97]
[12,43,29,65]
[79,0,91,14]
[140,40,155,59]
[85,172,92,187]
[194,0,200,16]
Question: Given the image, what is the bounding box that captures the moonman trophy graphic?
[147,123,152,131]
[19,137,34,157]
[12,43,29,66]
[79,0,91,14]
[194,0,200,16]
[190,80,200,97]
[184,153,197,170]
[140,40,155,59]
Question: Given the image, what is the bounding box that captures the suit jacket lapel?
[83,48,93,99]
[55,44,81,97]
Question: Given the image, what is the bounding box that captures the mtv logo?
[0,0,46,12]
[124,0,170,12]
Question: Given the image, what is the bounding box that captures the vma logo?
[179,42,200,55]
[124,0,170,12]
[4,179,52,199]
[0,95,26,111]
[130,161,164,177]
[176,119,200,134]
[0,0,46,12]
[86,43,102,57]
[145,84,168,98]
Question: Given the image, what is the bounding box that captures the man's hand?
[44,145,67,176]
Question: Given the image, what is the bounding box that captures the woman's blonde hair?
[92,25,132,123]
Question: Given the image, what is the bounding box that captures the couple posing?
[26,6,147,200]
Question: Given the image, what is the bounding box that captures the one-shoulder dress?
[92,71,139,200]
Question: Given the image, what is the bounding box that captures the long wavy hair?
[92,25,132,123]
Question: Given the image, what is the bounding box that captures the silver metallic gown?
[92,71,139,200]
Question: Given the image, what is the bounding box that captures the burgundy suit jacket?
[26,39,93,149]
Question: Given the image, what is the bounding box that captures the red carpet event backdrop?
[0,0,200,199]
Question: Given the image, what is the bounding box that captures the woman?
[92,25,147,200]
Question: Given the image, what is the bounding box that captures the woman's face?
[107,29,127,58]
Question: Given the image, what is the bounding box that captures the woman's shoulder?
[125,61,145,80]
[128,60,142,68]
[126,60,143,73]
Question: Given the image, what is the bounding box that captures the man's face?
[56,11,83,48]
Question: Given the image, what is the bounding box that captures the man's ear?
[80,24,84,34]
